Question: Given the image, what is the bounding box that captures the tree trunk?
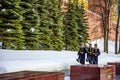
[103,17,107,52]
[104,0,111,53]
[118,36,120,54]
[115,16,119,54]
[106,29,109,53]
[104,30,107,52]
[118,0,120,54]
[103,17,109,53]
[106,12,110,53]
[115,0,120,54]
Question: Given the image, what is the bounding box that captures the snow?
[0,50,77,73]
[91,38,115,53]
[0,38,120,80]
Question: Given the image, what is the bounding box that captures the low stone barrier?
[0,71,64,80]
[70,64,115,80]
[108,62,120,75]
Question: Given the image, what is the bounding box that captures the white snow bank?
[0,50,78,73]
[0,49,120,74]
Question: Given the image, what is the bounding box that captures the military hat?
[94,43,97,46]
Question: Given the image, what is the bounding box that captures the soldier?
[92,44,100,64]
[86,43,94,64]
[76,43,87,64]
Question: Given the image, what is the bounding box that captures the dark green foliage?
[77,3,89,44]
[0,0,24,49]
[36,0,64,50]
[0,0,88,51]
[48,0,64,50]
[36,0,53,50]
[63,2,79,51]
[20,0,40,50]
[63,0,88,51]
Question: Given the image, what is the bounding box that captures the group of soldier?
[76,43,100,65]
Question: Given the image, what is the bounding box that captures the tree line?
[0,0,88,50]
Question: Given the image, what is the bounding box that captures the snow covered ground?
[0,38,120,80]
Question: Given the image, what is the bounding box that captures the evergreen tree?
[36,0,64,50]
[63,1,79,51]
[35,0,65,50]
[36,0,53,50]
[0,0,24,49]
[20,0,40,50]
[63,0,88,51]
[48,0,64,50]
[76,3,88,44]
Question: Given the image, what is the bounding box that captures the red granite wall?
[88,0,105,15]
[85,10,103,41]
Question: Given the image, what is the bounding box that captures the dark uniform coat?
[86,47,94,64]
[77,47,87,64]
[92,48,100,64]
